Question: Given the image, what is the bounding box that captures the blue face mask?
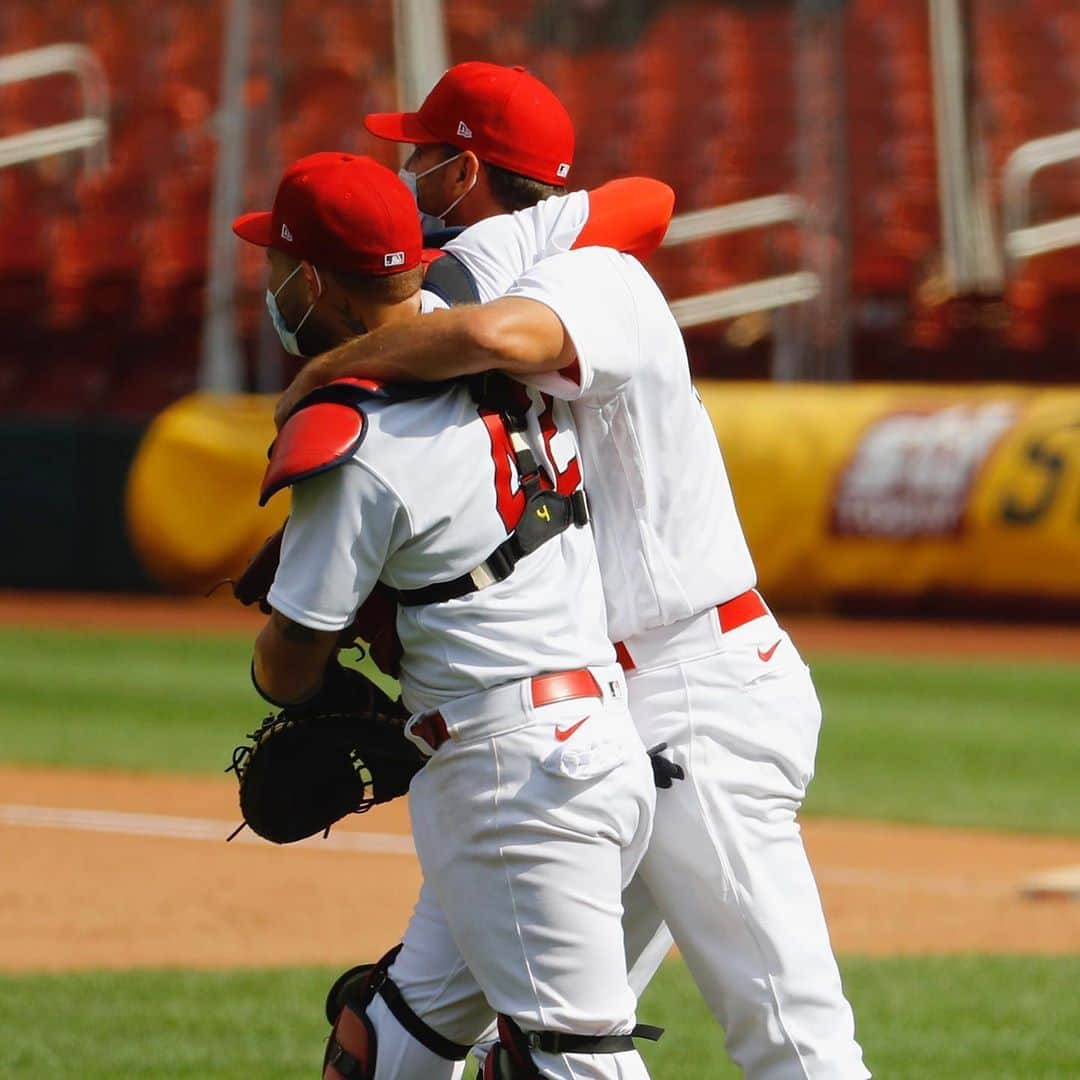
[265,262,320,356]
[399,152,476,234]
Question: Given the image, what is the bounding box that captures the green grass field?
[3,625,1078,834]
[1,957,1078,1078]
[1,623,1078,1077]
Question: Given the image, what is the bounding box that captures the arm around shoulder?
[464,297,575,378]
[275,302,573,427]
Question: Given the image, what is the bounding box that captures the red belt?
[717,588,768,633]
[615,588,767,672]
[410,668,603,752]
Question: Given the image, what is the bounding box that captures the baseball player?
[237,152,659,1080]
[276,63,870,1079]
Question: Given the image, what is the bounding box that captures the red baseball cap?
[365,62,574,187]
[232,152,422,276]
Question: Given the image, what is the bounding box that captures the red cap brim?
[232,211,273,245]
[364,111,439,144]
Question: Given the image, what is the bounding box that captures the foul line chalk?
[4,804,1072,901]
[0,803,415,855]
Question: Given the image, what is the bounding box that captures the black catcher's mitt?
[226,662,423,844]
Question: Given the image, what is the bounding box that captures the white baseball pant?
[618,597,870,1079]
[368,663,656,1080]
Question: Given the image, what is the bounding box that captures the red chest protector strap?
[396,374,589,608]
[259,378,455,506]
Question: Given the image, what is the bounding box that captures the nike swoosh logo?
[555,717,589,742]
[757,640,781,662]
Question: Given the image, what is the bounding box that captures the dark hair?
[329,265,424,304]
[484,161,562,212]
[433,142,561,212]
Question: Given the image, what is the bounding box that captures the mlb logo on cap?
[231,153,422,277]
[556,163,570,179]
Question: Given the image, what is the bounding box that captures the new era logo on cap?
[363,63,575,187]
[232,154,422,277]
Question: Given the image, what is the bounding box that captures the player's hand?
[274,369,316,429]
[647,743,685,789]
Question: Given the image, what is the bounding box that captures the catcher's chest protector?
[261,378,455,505]
[396,373,590,606]
[421,248,481,305]
[260,250,476,508]
[262,375,590,605]
[261,254,589,605]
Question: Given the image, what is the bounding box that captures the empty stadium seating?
[1,0,1078,418]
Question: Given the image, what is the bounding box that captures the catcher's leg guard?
[323,945,472,1080]
[481,1016,543,1080]
[481,1015,663,1079]
[323,959,379,1080]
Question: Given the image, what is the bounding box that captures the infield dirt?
[1,593,1078,972]
[2,765,1079,972]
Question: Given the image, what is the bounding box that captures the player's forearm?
[304,307,499,387]
[252,611,339,705]
[276,300,571,429]
[315,301,566,382]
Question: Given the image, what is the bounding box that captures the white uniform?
[270,292,655,1080]
[443,207,870,1079]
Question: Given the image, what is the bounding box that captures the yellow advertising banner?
[698,382,1080,608]
[127,383,1080,609]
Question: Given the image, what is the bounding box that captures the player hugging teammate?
[235,62,869,1080]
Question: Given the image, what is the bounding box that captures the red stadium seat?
[138,213,209,329]
[0,206,50,335]
[6,0,1080,405]
[48,213,141,328]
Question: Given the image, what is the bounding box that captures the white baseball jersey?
[449,220,757,642]
[444,189,593,300]
[268,291,614,713]
[422,205,867,1078]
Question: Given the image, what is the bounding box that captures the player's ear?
[459,150,481,188]
[300,261,324,301]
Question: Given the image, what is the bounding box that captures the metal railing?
[928,0,1003,294]
[1002,129,1080,263]
[201,0,252,392]
[661,194,820,328]
[0,44,109,174]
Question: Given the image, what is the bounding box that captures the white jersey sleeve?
[504,247,642,402]
[266,461,408,631]
[264,384,614,712]
[503,247,758,642]
[443,190,590,303]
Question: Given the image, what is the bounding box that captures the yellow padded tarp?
[127,382,1080,607]
[126,393,289,592]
